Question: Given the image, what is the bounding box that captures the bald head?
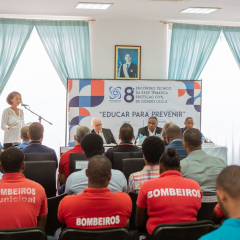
[21,126,29,142]
[165,125,182,143]
[86,155,112,187]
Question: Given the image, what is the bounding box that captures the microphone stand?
[23,105,52,125]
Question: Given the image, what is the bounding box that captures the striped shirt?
[128,165,159,193]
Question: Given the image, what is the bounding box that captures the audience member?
[106,123,141,167]
[128,136,165,193]
[59,126,90,184]
[199,166,240,240]
[133,148,202,239]
[65,134,128,194]
[91,117,116,144]
[0,148,47,229]
[165,125,188,158]
[181,128,227,193]
[181,117,194,134]
[160,122,174,146]
[58,155,132,229]
[15,126,30,149]
[212,203,225,224]
[22,122,58,168]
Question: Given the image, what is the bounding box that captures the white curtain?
[0,27,66,160]
[200,32,240,165]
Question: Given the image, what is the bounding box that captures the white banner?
[67,79,202,144]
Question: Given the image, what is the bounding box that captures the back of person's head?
[21,126,29,141]
[142,136,165,164]
[161,122,174,139]
[81,134,104,159]
[119,123,134,142]
[28,122,44,141]
[160,148,180,173]
[216,166,240,217]
[75,126,90,143]
[183,128,202,150]
[1,148,25,173]
[165,125,182,142]
[87,155,112,186]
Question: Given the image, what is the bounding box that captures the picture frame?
[115,45,141,79]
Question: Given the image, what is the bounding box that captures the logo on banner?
[178,81,201,112]
[109,87,121,99]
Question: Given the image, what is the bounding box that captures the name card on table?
[75,161,88,170]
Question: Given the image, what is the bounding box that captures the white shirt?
[94,130,107,144]
[1,108,24,144]
[148,128,156,136]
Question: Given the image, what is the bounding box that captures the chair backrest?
[122,158,145,182]
[197,192,218,221]
[69,153,88,175]
[150,220,215,240]
[45,193,67,236]
[113,152,143,171]
[59,227,130,240]
[24,161,56,198]
[24,153,55,161]
[0,227,47,240]
[129,192,138,231]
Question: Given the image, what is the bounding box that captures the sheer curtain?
[0,28,66,160]
[200,32,240,165]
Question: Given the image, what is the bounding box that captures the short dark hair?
[161,122,174,140]
[6,91,22,105]
[120,123,133,142]
[21,126,29,140]
[1,148,24,172]
[28,122,44,141]
[216,166,240,199]
[88,155,112,185]
[160,147,180,170]
[165,125,182,140]
[149,116,157,122]
[142,136,165,164]
[183,128,202,149]
[81,134,104,159]
[185,117,193,122]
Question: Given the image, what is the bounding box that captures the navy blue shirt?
[22,141,58,168]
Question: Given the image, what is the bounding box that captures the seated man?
[65,134,128,194]
[135,148,202,237]
[181,117,194,134]
[129,136,165,193]
[160,122,174,146]
[105,123,141,167]
[59,126,90,184]
[181,128,227,193]
[136,116,162,141]
[199,166,240,240]
[91,117,116,144]
[0,148,47,229]
[22,122,58,168]
[59,155,132,229]
[165,125,188,158]
[15,126,30,149]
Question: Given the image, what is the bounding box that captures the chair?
[0,227,47,240]
[113,152,143,171]
[45,193,67,236]
[24,152,55,161]
[59,227,130,240]
[150,220,215,240]
[24,161,56,198]
[129,192,138,231]
[197,192,218,221]
[122,158,145,182]
[69,153,88,175]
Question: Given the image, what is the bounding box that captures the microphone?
[21,103,29,107]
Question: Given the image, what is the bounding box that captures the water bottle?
[202,135,205,144]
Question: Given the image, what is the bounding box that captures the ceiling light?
[181,7,221,14]
[76,2,113,10]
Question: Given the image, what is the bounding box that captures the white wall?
[89,19,168,79]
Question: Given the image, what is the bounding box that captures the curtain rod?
[160,21,240,28]
[0,17,96,22]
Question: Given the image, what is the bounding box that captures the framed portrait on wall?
[115,45,141,79]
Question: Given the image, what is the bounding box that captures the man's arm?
[136,206,148,231]
[59,174,66,184]
[37,214,47,229]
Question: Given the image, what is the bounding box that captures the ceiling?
[0,0,240,25]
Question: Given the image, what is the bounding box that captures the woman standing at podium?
[1,91,24,149]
